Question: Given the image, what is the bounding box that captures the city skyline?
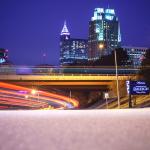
[0,0,150,65]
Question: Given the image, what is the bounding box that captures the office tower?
[123,46,148,67]
[60,21,88,65]
[88,8,121,61]
[60,21,71,65]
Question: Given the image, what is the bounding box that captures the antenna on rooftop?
[108,4,110,9]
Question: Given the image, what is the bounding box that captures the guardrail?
[0,74,137,81]
[0,66,140,75]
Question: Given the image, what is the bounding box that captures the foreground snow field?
[0,109,150,150]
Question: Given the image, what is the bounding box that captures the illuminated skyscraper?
[60,21,71,65]
[88,8,121,61]
[60,21,88,65]
[0,48,8,64]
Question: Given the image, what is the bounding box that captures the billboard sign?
[130,81,150,95]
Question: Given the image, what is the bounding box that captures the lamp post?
[114,49,120,108]
[43,53,46,65]
[99,44,120,108]
[69,90,72,99]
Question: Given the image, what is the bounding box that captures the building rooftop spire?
[61,21,70,35]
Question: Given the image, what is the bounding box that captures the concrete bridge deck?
[0,74,137,81]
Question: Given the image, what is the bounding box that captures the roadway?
[0,82,79,110]
[0,109,150,150]
[89,95,150,109]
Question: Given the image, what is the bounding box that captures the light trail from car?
[0,82,79,110]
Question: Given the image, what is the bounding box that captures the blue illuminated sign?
[130,81,150,95]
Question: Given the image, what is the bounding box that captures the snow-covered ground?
[0,109,150,150]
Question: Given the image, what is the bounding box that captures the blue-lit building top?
[88,8,121,61]
[0,48,8,64]
[60,22,88,65]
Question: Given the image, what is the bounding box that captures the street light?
[99,44,104,49]
[114,49,120,109]
[31,89,39,101]
[31,89,37,95]
[99,44,120,108]
[69,90,72,100]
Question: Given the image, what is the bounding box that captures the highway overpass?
[0,66,138,90]
[0,74,137,90]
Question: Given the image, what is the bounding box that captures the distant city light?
[31,89,37,95]
[105,15,114,20]
[105,9,115,14]
[25,95,29,99]
[18,90,28,94]
[0,58,5,63]
[43,53,46,57]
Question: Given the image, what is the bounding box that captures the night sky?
[0,0,150,66]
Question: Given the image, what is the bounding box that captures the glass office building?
[60,22,88,65]
[88,8,121,61]
[123,46,148,67]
